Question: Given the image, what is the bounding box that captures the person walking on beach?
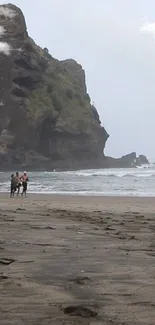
[15,172,22,196]
[21,171,29,197]
[10,174,17,197]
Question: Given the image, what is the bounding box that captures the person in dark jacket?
[10,174,17,197]
[15,172,22,196]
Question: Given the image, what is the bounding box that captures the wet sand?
[0,194,155,324]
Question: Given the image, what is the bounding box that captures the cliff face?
[0,4,108,169]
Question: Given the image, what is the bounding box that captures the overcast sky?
[1,0,155,158]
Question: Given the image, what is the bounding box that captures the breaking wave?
[73,166,154,178]
[0,164,155,196]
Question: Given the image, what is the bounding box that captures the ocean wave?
[74,171,155,178]
[0,167,155,197]
[137,164,154,169]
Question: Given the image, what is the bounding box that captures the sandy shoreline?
[0,194,155,324]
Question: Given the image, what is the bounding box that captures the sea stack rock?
[0,4,109,169]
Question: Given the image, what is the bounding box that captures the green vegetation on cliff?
[26,57,96,134]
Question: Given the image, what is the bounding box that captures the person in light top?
[21,171,29,197]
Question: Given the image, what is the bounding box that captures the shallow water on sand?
[0,164,155,196]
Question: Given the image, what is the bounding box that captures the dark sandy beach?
[0,194,155,324]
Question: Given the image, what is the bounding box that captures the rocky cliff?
[0,4,109,170]
[104,152,149,168]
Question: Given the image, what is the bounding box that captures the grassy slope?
[26,43,98,134]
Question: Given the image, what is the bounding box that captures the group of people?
[10,171,29,197]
